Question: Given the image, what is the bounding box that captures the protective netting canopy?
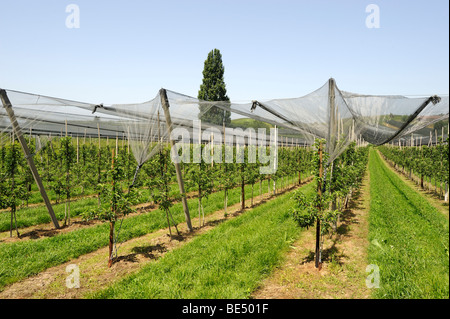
[1,78,448,167]
[207,79,448,161]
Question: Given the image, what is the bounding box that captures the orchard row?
[378,138,449,200]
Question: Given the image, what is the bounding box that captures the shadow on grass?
[114,243,168,263]
[15,219,97,240]
[300,242,348,267]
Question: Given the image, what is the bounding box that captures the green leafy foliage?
[379,138,449,197]
[291,139,369,236]
[81,153,138,223]
[0,142,29,211]
[198,48,231,125]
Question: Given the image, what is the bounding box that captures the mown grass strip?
[92,182,316,299]
[368,149,449,299]
[0,175,298,232]
[0,175,304,291]
[0,183,180,232]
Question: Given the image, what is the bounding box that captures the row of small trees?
[0,141,28,237]
[378,138,449,201]
[38,139,136,204]
[1,136,313,212]
[291,140,369,268]
[1,135,314,267]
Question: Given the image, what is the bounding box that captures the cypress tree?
[198,49,231,125]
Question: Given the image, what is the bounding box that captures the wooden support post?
[0,89,60,229]
[159,89,193,232]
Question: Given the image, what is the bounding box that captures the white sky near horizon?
[0,0,448,105]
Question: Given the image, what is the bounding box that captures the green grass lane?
[0,175,306,291]
[92,182,316,299]
[368,149,449,299]
[0,182,180,232]
[0,174,301,232]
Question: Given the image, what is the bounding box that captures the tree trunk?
[251,184,254,207]
[10,208,20,238]
[224,188,228,217]
[168,208,180,235]
[445,183,449,202]
[108,221,115,268]
[241,166,245,210]
[315,141,323,269]
[315,218,321,269]
[165,208,172,238]
[198,186,202,228]
[259,179,262,201]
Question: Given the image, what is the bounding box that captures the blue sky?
[0,0,448,104]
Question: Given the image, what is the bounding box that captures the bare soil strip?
[0,179,311,299]
[252,171,371,299]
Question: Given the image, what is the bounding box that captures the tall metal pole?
[0,89,60,229]
[159,89,193,232]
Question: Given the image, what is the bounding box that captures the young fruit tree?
[82,149,138,267]
[0,141,29,237]
[185,144,214,228]
[290,139,339,269]
[147,145,180,238]
[60,137,76,226]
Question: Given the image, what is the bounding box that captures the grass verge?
[91,182,316,299]
[0,175,304,291]
[368,149,449,299]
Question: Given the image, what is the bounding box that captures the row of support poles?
[0,89,60,229]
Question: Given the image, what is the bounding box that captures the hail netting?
[220,79,365,163]
[207,79,363,162]
[393,95,448,145]
[0,89,125,141]
[341,91,448,146]
[163,89,269,145]
[1,79,448,165]
[221,79,448,163]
